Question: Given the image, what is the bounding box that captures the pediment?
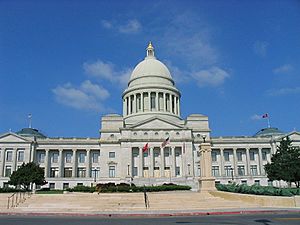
[0,133,31,143]
[129,116,184,129]
[286,132,300,141]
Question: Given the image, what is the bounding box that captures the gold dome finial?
[146,41,155,57]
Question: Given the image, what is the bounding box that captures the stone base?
[198,177,216,192]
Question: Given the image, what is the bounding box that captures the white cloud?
[101,19,141,34]
[253,41,268,57]
[191,67,230,87]
[273,64,293,74]
[83,60,132,87]
[52,80,109,111]
[266,87,300,96]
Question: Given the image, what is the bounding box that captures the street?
[0,213,299,225]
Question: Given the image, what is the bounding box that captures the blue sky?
[1,0,299,137]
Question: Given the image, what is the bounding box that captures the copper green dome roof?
[253,127,285,137]
[16,128,47,138]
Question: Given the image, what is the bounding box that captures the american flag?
[161,137,170,148]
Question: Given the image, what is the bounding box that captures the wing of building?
[1,43,299,190]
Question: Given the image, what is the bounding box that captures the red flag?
[161,137,170,148]
[142,143,149,152]
[262,113,268,118]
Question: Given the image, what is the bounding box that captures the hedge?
[216,183,300,197]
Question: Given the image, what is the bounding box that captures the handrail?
[7,191,32,209]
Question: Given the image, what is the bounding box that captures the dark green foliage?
[265,137,300,188]
[215,183,299,197]
[9,162,47,190]
[0,187,25,193]
[67,183,191,193]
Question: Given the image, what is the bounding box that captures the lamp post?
[92,168,98,183]
[230,167,234,181]
[187,163,191,176]
[127,164,130,176]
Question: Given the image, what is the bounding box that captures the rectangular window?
[143,152,148,157]
[241,180,247,185]
[224,151,230,161]
[38,152,45,163]
[150,93,156,110]
[92,152,99,163]
[64,168,72,177]
[52,152,59,163]
[262,151,267,161]
[5,166,12,177]
[250,151,255,161]
[63,183,69,190]
[250,165,258,176]
[237,151,243,161]
[211,151,217,162]
[109,152,115,158]
[50,167,59,177]
[109,166,116,178]
[49,183,55,190]
[79,153,85,163]
[133,167,138,177]
[154,152,159,157]
[254,180,260,186]
[65,153,72,163]
[237,166,245,176]
[17,151,24,162]
[212,166,220,177]
[175,166,180,176]
[268,180,273,186]
[77,168,86,178]
[91,167,100,179]
[224,166,232,177]
[6,151,12,162]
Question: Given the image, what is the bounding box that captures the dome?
[16,128,47,139]
[127,42,175,89]
[253,127,285,137]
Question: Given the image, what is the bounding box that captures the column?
[45,149,49,178]
[58,149,63,177]
[258,148,263,175]
[30,145,35,162]
[86,149,91,178]
[245,148,250,176]
[141,92,144,112]
[178,97,181,116]
[160,147,165,177]
[139,147,144,177]
[172,147,176,176]
[128,95,132,114]
[12,148,17,172]
[149,147,154,177]
[170,95,173,113]
[174,96,177,115]
[133,94,136,113]
[220,148,224,176]
[233,148,237,177]
[156,92,159,111]
[163,92,166,112]
[72,149,77,178]
[0,149,6,176]
[123,98,126,116]
[148,92,151,111]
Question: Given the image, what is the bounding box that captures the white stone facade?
[1,43,299,190]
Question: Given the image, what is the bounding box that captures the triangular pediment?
[129,116,184,129]
[0,133,32,143]
[286,132,300,141]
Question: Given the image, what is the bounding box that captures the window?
[77,168,86,178]
[154,152,159,157]
[224,166,232,177]
[175,151,180,157]
[150,93,156,110]
[268,180,273,186]
[63,183,69,190]
[262,151,267,161]
[224,151,230,161]
[17,151,24,162]
[52,152,59,163]
[64,168,72,177]
[133,167,138,177]
[49,183,55,190]
[6,151,12,162]
[109,166,116,178]
[5,166,12,177]
[92,152,99,163]
[50,167,59,177]
[143,152,148,157]
[237,166,245,176]
[237,151,243,161]
[137,94,141,111]
[77,183,83,186]
[175,166,180,176]
[38,152,45,163]
[79,153,85,163]
[241,180,247,185]
[65,153,72,163]
[254,180,260,186]
[109,152,115,158]
[212,166,219,176]
[250,165,258,176]
[211,151,217,162]
[250,151,255,161]
[91,167,100,179]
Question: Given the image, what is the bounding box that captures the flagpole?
[267,117,271,128]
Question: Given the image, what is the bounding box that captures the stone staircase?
[5,191,260,213]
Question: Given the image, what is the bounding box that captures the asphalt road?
[0,213,299,225]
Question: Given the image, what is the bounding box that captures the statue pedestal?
[198,177,216,192]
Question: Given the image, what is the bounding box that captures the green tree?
[9,162,47,190]
[265,137,300,188]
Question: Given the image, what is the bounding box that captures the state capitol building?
[1,43,299,190]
